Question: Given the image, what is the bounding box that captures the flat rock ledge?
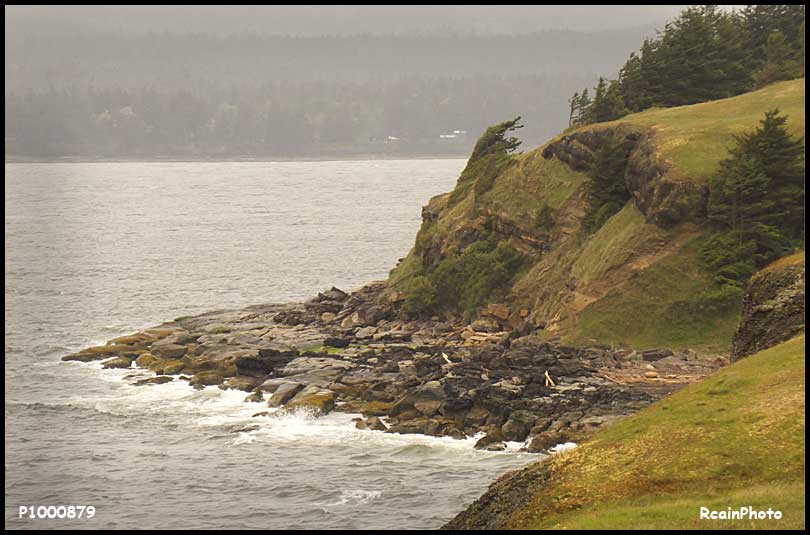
[63,282,725,452]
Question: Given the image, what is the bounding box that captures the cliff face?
[541,124,705,226]
[389,79,804,353]
[732,253,805,360]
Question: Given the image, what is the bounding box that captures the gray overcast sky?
[5,5,707,35]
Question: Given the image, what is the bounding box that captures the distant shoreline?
[5,153,470,164]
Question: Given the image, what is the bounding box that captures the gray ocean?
[4,160,540,530]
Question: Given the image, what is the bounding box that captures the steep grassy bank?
[445,334,806,530]
[388,79,805,353]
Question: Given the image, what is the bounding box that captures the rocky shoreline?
[63,282,725,453]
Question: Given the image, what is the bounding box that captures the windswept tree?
[468,116,524,163]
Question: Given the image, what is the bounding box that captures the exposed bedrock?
[62,282,724,452]
[541,125,707,226]
[732,256,805,360]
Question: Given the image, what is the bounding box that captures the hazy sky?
[6,5,698,35]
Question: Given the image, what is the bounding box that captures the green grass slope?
[389,79,805,353]
[458,334,806,530]
[585,78,805,180]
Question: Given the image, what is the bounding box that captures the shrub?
[402,275,438,316]
[534,202,556,231]
[431,240,524,317]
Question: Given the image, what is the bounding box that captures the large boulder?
[501,410,536,442]
[150,343,188,359]
[101,356,134,369]
[147,358,186,375]
[267,382,304,407]
[219,376,260,392]
[285,386,337,415]
[474,429,506,451]
[135,353,158,368]
[390,380,447,418]
[62,344,140,362]
[278,357,354,386]
[234,349,296,376]
[732,254,805,360]
[135,376,174,386]
[189,371,225,388]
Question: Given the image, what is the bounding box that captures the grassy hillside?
[389,79,805,353]
[602,78,805,180]
[449,334,806,529]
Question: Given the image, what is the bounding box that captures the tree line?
[701,109,805,296]
[5,23,653,159]
[5,76,587,159]
[569,5,805,126]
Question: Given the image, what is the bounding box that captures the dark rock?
[189,371,225,388]
[641,349,674,362]
[135,375,174,386]
[285,386,337,415]
[390,380,446,418]
[151,343,188,359]
[244,390,264,403]
[732,257,805,360]
[356,416,388,431]
[474,429,506,450]
[101,356,134,369]
[267,382,304,407]
[323,336,351,348]
[501,410,535,442]
[317,287,348,302]
[219,376,260,392]
[526,431,572,454]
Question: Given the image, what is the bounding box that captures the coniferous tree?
[569,5,805,122]
[567,91,580,127]
[584,134,631,232]
[703,109,805,285]
[468,116,523,163]
[575,89,591,125]
[753,30,803,87]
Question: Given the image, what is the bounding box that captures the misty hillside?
[4,6,679,159]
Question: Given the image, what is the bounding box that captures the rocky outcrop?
[542,125,707,226]
[732,254,805,360]
[541,126,640,172]
[442,463,552,530]
[63,282,723,452]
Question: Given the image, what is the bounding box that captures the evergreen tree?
[584,134,631,232]
[753,30,803,87]
[575,88,591,125]
[567,91,580,127]
[468,116,523,163]
[703,109,805,285]
[586,77,626,124]
[569,5,805,119]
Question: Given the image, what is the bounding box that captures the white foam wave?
[317,489,383,508]
[548,441,577,454]
[66,361,541,456]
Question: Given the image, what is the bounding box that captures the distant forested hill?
[4,16,656,159]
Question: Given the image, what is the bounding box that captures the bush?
[402,275,438,316]
[534,202,556,231]
[584,134,631,233]
[431,240,524,317]
[699,232,757,287]
[687,284,745,315]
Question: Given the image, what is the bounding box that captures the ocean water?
[4,160,540,530]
